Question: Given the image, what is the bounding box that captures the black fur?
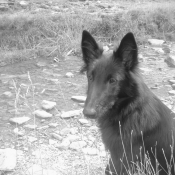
[81,30,175,175]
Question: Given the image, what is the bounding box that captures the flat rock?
[82,147,99,155]
[24,124,37,129]
[69,141,87,150]
[79,118,89,125]
[148,39,165,46]
[9,116,30,125]
[61,109,82,118]
[169,90,175,96]
[49,123,58,128]
[33,110,53,119]
[0,148,16,171]
[165,54,175,67]
[27,136,37,143]
[65,72,74,78]
[41,100,56,110]
[169,80,175,84]
[51,133,63,141]
[27,164,57,175]
[60,128,72,136]
[71,96,86,102]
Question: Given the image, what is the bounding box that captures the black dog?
[81,30,175,175]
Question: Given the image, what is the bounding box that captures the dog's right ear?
[81,30,103,72]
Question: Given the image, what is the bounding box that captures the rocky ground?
[0,0,175,175]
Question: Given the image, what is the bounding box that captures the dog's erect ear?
[114,32,138,71]
[81,30,103,71]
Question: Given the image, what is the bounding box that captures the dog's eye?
[109,78,117,84]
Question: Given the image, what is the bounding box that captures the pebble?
[41,100,56,110]
[69,141,87,150]
[56,139,70,150]
[24,124,37,129]
[82,147,99,155]
[49,139,57,145]
[27,136,38,143]
[9,116,30,125]
[168,90,175,96]
[66,134,80,142]
[51,133,63,141]
[13,128,24,136]
[65,72,74,78]
[148,39,165,46]
[0,148,16,171]
[3,91,13,97]
[49,123,58,128]
[60,128,72,136]
[61,109,82,118]
[71,96,86,102]
[169,80,175,84]
[103,45,109,52]
[33,110,53,119]
[79,118,89,125]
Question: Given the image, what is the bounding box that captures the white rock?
[153,47,164,54]
[28,136,37,143]
[65,72,74,78]
[9,116,30,125]
[37,125,49,130]
[169,80,175,84]
[169,90,175,96]
[148,39,165,46]
[79,119,89,125]
[51,133,63,141]
[19,1,29,7]
[24,124,37,129]
[61,109,82,118]
[49,139,57,145]
[71,96,86,102]
[3,91,12,97]
[27,164,57,175]
[0,148,16,171]
[60,128,72,136]
[82,147,99,155]
[70,127,79,134]
[41,100,56,110]
[49,123,58,128]
[66,134,80,142]
[33,110,53,119]
[69,141,87,150]
[56,139,70,150]
[13,128,24,136]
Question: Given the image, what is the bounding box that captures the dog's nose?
[83,107,96,118]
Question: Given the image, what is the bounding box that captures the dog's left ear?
[81,30,103,72]
[114,32,138,71]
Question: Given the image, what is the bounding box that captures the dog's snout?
[83,107,96,118]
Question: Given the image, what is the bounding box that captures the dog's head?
[81,30,138,119]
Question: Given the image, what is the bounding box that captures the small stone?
[69,141,87,150]
[61,109,82,118]
[78,103,85,107]
[0,148,16,171]
[165,54,175,67]
[27,164,57,175]
[28,136,37,143]
[9,116,30,125]
[51,133,63,141]
[79,118,89,125]
[168,90,175,96]
[66,135,80,142]
[37,61,46,67]
[88,135,96,142]
[13,128,24,136]
[19,1,29,7]
[65,72,74,78]
[169,80,175,84]
[99,151,107,157]
[56,139,70,150]
[82,147,99,155]
[37,126,49,130]
[33,110,53,119]
[3,91,13,97]
[60,128,72,136]
[148,39,165,46]
[71,96,86,102]
[153,47,164,54]
[140,67,151,73]
[49,123,58,128]
[89,126,98,131]
[24,124,37,129]
[70,127,79,134]
[41,100,56,110]
[49,139,57,145]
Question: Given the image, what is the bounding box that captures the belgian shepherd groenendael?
[81,30,175,175]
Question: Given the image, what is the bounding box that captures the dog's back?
[81,30,175,175]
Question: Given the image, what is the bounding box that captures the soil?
[0,1,175,175]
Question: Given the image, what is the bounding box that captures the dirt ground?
[0,1,175,175]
